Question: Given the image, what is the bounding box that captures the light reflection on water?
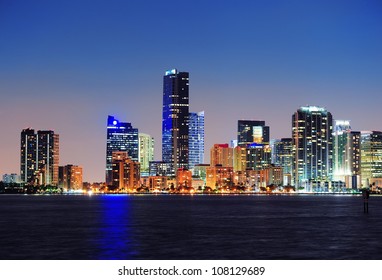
[0,195,381,259]
[96,195,136,260]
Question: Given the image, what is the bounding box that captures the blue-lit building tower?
[189,111,205,170]
[162,69,189,175]
[106,115,138,185]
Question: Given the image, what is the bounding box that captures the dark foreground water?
[0,194,381,260]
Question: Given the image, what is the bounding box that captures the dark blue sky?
[1,0,381,182]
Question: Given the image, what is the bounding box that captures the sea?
[0,194,381,260]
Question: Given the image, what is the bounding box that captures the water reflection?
[96,195,136,259]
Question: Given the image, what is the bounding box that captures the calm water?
[0,194,381,260]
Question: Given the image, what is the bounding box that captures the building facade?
[272,138,293,185]
[360,131,382,188]
[210,144,234,167]
[139,133,154,176]
[162,69,190,175]
[189,111,205,170]
[106,115,138,185]
[292,106,333,190]
[58,165,83,190]
[20,129,59,186]
[238,120,270,146]
[111,151,140,191]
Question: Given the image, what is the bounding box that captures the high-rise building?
[246,143,272,171]
[238,120,270,146]
[292,106,333,190]
[58,165,83,190]
[332,120,362,185]
[139,133,154,176]
[210,144,234,167]
[162,69,189,175]
[272,138,293,185]
[20,128,37,184]
[189,111,205,170]
[106,115,138,185]
[36,130,60,186]
[360,131,382,188]
[111,151,140,191]
[20,129,59,186]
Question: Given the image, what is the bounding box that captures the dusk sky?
[1,0,381,182]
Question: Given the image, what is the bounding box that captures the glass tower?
[106,115,138,185]
[162,69,189,175]
[189,111,204,170]
[292,106,333,190]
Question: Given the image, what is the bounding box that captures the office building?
[139,133,154,176]
[360,131,382,188]
[106,115,138,185]
[246,143,272,171]
[292,106,333,190]
[238,120,270,146]
[162,69,190,175]
[272,138,293,185]
[210,144,234,167]
[189,111,205,170]
[332,121,361,188]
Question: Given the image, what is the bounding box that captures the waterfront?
[0,195,381,260]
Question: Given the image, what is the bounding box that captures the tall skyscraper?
[292,106,333,190]
[189,111,205,170]
[20,128,37,184]
[162,69,189,175]
[238,120,270,146]
[20,129,59,185]
[332,120,361,188]
[139,133,154,176]
[272,138,293,185]
[106,115,138,185]
[360,131,382,188]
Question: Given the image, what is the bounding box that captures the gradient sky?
[1,0,381,182]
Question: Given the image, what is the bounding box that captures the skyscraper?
[360,131,382,188]
[106,115,138,185]
[138,133,154,176]
[20,128,37,184]
[20,129,59,185]
[162,69,189,175]
[237,120,270,146]
[272,138,293,185]
[292,106,333,190]
[189,111,205,170]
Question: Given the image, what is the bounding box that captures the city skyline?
[1,0,382,182]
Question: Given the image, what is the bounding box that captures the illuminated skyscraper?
[189,111,204,170]
[139,133,154,176]
[106,115,138,185]
[20,128,37,184]
[360,131,382,187]
[332,120,361,188]
[162,69,189,175]
[237,120,270,146]
[292,106,333,190]
[272,138,293,185]
[20,129,59,185]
